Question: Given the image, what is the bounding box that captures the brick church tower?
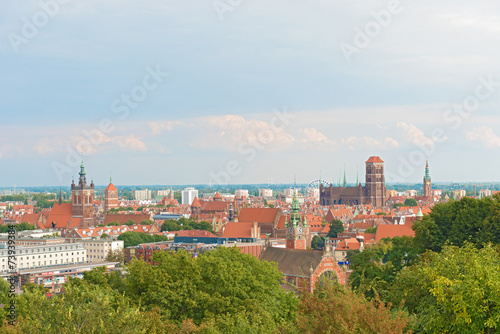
[365,156,386,208]
[71,161,95,228]
[423,159,432,197]
[285,190,310,250]
[104,177,119,211]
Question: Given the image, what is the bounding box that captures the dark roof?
[260,247,324,277]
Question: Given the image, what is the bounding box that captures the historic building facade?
[319,156,386,208]
[71,161,95,228]
[104,178,119,211]
[423,159,432,197]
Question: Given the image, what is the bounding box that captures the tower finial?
[343,163,347,188]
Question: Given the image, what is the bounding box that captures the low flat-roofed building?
[77,239,124,264]
[0,243,86,273]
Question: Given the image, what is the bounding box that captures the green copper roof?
[417,208,423,217]
[425,160,431,180]
[290,190,301,227]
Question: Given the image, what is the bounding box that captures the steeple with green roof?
[343,165,347,188]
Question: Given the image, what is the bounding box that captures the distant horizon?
[3,181,500,191]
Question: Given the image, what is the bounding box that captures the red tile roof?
[46,203,72,228]
[105,183,117,191]
[191,197,201,207]
[173,230,217,238]
[238,208,280,224]
[222,222,258,238]
[366,156,384,163]
[375,224,415,242]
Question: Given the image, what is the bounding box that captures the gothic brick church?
[319,156,386,208]
[260,191,346,292]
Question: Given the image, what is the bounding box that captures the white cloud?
[149,121,184,135]
[70,133,147,155]
[299,127,336,151]
[397,122,448,146]
[466,126,500,148]
[341,136,399,151]
[114,135,148,151]
[34,138,63,155]
[191,115,295,152]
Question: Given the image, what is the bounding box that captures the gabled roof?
[213,192,222,199]
[222,222,257,238]
[238,208,280,224]
[366,156,384,163]
[375,224,415,242]
[260,247,324,277]
[105,183,117,191]
[46,203,72,228]
[191,197,201,207]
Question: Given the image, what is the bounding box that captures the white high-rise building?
[182,187,199,205]
[235,189,249,198]
[154,190,170,198]
[133,189,151,200]
[259,189,273,198]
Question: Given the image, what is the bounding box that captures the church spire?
[79,160,87,185]
[425,159,431,180]
[356,165,359,186]
[343,164,347,188]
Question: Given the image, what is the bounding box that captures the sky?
[1,0,500,187]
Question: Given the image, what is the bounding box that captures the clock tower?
[71,161,95,228]
[285,190,309,250]
[423,159,432,198]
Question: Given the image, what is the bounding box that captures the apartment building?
[0,243,86,272]
[77,239,124,264]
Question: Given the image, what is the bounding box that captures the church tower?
[104,177,119,211]
[365,156,386,208]
[71,161,95,228]
[423,159,432,197]
[285,190,309,250]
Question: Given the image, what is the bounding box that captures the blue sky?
[1,0,500,187]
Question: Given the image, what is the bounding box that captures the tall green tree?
[327,219,344,238]
[390,243,500,333]
[125,247,297,327]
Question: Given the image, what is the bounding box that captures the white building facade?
[182,187,199,205]
[0,243,86,272]
[78,239,124,264]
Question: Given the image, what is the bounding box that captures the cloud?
[299,127,336,151]
[70,133,147,155]
[34,138,62,155]
[114,135,148,151]
[191,115,295,152]
[341,136,399,151]
[149,121,184,135]
[397,122,448,146]
[466,126,500,148]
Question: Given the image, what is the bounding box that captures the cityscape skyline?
[2,1,500,186]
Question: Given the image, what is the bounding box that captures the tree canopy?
[327,219,344,238]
